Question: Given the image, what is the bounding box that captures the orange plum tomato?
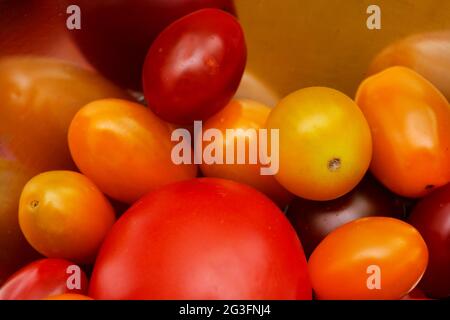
[68,99,197,204]
[0,56,127,283]
[308,217,428,300]
[200,99,293,207]
[19,171,116,264]
[143,9,246,124]
[266,87,372,201]
[0,258,88,300]
[355,66,450,198]
[89,178,312,300]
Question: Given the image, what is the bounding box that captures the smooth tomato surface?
[356,66,450,197]
[19,171,116,264]
[68,99,197,204]
[266,87,372,201]
[90,178,311,300]
[143,8,246,124]
[308,217,428,300]
[0,258,88,300]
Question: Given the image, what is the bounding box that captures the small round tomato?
[90,178,311,300]
[19,171,116,264]
[408,183,450,299]
[200,99,293,207]
[355,66,450,198]
[308,217,428,300]
[44,293,93,300]
[0,258,88,300]
[68,99,197,203]
[287,175,407,256]
[266,87,372,201]
[143,8,246,124]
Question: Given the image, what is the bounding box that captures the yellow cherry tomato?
[266,87,372,200]
[19,171,116,264]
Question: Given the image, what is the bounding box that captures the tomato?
[19,171,116,264]
[44,293,93,300]
[287,175,407,257]
[308,217,428,300]
[266,87,372,201]
[401,288,430,300]
[65,0,236,90]
[143,8,246,124]
[369,31,450,101]
[200,99,293,207]
[89,178,311,300]
[0,56,127,283]
[408,183,450,299]
[355,66,450,198]
[68,99,197,203]
[0,258,88,300]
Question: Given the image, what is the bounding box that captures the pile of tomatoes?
[0,2,449,301]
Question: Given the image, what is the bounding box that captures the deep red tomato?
[143,8,247,124]
[0,258,88,300]
[287,175,407,257]
[89,178,311,300]
[408,183,450,299]
[65,0,236,90]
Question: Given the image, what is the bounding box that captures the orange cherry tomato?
[308,217,428,300]
[355,66,450,198]
[19,171,116,264]
[68,99,197,203]
[200,99,293,207]
[266,87,372,201]
[44,293,93,300]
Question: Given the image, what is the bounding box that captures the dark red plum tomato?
[287,175,406,257]
[143,8,247,124]
[89,178,311,300]
[408,183,450,299]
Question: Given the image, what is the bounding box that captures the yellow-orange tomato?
[44,294,93,300]
[266,87,372,201]
[308,217,428,300]
[355,66,450,198]
[19,171,116,264]
[68,99,197,203]
[200,99,293,207]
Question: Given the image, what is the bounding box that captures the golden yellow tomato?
[266,87,372,200]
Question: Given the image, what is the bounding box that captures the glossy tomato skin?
[90,178,311,300]
[19,171,116,264]
[0,258,88,300]
[65,0,236,90]
[266,87,372,201]
[356,66,450,198]
[200,99,293,208]
[308,217,428,300]
[287,175,406,257]
[0,56,127,284]
[408,184,450,299]
[68,99,197,204]
[143,9,247,124]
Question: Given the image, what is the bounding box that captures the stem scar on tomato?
[29,200,39,209]
[328,158,341,172]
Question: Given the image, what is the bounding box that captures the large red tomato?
[89,178,311,300]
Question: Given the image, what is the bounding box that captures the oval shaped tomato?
[0,56,127,283]
[266,87,372,201]
[19,171,116,264]
[68,99,197,203]
[308,217,428,300]
[200,99,293,207]
[355,66,450,198]
[408,183,450,299]
[143,8,246,124]
[0,258,88,300]
[89,178,311,300]
[287,175,407,256]
[66,0,236,90]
